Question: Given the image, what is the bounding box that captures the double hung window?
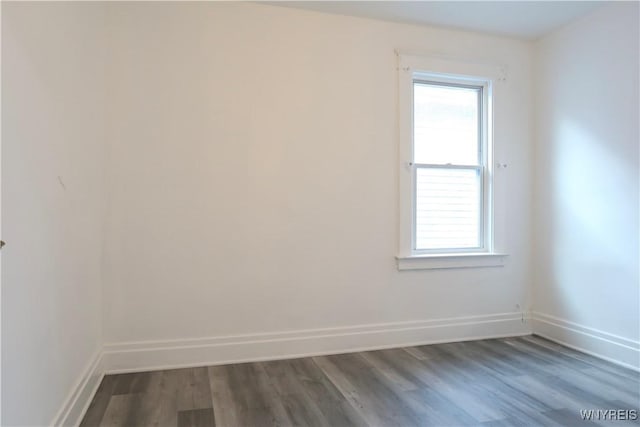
[413,77,487,252]
[397,55,505,269]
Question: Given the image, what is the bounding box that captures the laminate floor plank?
[369,346,510,425]
[434,344,558,418]
[434,341,524,378]
[81,335,640,427]
[479,413,567,427]
[208,363,290,427]
[414,351,510,422]
[579,368,640,400]
[80,376,118,427]
[260,360,333,427]
[503,337,579,365]
[356,349,479,425]
[473,339,557,378]
[313,353,426,426]
[541,373,626,411]
[262,358,367,427]
[166,367,213,411]
[482,339,573,374]
[554,368,639,407]
[286,358,368,426]
[99,395,137,427]
[207,365,240,427]
[177,408,215,427]
[402,387,479,426]
[114,392,174,427]
[520,336,629,376]
[358,350,423,392]
[112,372,158,396]
[497,374,590,413]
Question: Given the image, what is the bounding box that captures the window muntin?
[411,77,490,253]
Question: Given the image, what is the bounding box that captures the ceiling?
[267,1,605,40]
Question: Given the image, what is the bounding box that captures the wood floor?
[81,335,640,427]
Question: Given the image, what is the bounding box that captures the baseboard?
[51,351,105,427]
[102,312,531,374]
[532,312,640,371]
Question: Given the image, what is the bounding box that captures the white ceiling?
[267,1,605,40]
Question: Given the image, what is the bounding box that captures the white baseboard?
[532,312,640,371]
[102,312,531,374]
[51,351,105,427]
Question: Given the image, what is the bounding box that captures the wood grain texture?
[81,335,640,426]
[177,408,215,427]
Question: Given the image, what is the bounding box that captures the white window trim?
[396,53,507,270]
[397,252,507,270]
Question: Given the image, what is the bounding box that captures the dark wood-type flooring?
[81,335,640,427]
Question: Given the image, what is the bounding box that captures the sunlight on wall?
[548,119,639,328]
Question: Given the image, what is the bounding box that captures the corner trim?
[532,311,640,371]
[102,312,531,374]
[51,351,104,427]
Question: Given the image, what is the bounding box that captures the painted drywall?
[1,3,107,425]
[102,3,534,344]
[533,2,639,350]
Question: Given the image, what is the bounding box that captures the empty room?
[2,1,639,426]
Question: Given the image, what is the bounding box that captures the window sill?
[396,253,507,271]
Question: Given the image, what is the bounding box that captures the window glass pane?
[413,82,480,165]
[415,167,481,250]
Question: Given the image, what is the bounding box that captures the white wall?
[103,3,534,345]
[12,0,640,421]
[0,2,536,421]
[533,2,640,366]
[4,0,638,421]
[2,3,107,425]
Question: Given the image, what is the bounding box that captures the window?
[413,78,487,252]
[397,54,505,270]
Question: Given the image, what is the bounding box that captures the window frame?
[411,76,489,254]
[396,53,506,270]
